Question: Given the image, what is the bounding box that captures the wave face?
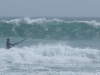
[1,17,100,39]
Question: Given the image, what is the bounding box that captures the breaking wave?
[0,17,100,39]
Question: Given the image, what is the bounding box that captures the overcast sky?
[0,0,100,17]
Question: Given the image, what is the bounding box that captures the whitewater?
[0,17,100,75]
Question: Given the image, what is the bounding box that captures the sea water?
[0,17,100,75]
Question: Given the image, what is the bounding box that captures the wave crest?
[0,17,100,39]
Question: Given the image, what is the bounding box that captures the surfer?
[6,38,18,49]
[6,38,27,49]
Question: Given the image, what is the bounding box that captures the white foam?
[23,17,65,24]
[24,17,47,24]
[2,19,21,25]
[0,44,100,75]
[1,17,65,25]
[1,17,100,28]
[72,20,100,27]
[0,43,100,64]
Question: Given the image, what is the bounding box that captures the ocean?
[0,17,100,75]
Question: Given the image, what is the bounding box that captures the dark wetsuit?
[6,41,15,49]
[6,38,25,49]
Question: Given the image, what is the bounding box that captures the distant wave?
[0,17,100,39]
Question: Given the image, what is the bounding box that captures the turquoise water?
[1,17,100,39]
[0,17,100,75]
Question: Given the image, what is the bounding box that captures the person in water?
[6,38,18,49]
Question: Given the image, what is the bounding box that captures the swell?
[0,18,100,40]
